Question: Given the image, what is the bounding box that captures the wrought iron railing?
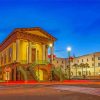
[20,60,27,64]
[20,60,49,65]
[31,60,49,67]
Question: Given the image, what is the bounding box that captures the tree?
[84,63,90,76]
[79,63,85,78]
[73,63,78,77]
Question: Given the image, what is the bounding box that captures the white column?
[28,42,32,63]
[42,45,46,61]
[16,40,20,62]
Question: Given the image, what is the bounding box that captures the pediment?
[15,27,56,41]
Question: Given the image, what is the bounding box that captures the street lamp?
[67,46,72,80]
[67,47,72,52]
[49,43,53,48]
[49,43,53,81]
[49,43,53,64]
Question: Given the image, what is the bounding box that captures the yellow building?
[0,27,56,81]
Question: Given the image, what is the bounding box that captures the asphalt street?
[0,84,100,100]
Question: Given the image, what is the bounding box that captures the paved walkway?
[53,85,100,96]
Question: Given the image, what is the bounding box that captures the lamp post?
[49,43,53,81]
[67,46,72,80]
[49,43,53,64]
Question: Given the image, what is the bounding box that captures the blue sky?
[0,0,100,57]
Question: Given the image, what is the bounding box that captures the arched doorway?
[36,69,43,81]
[35,69,48,81]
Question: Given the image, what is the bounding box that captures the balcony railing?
[20,60,49,66]
[33,60,49,65]
[20,60,27,64]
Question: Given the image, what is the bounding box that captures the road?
[0,84,100,100]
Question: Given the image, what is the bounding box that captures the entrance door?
[36,69,43,81]
[32,48,36,63]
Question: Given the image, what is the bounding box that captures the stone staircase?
[17,60,51,81]
[52,66,66,81]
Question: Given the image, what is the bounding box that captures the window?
[87,59,88,62]
[92,63,94,66]
[82,59,83,62]
[62,61,64,64]
[98,57,100,60]
[92,58,94,61]
[98,63,100,67]
[57,61,58,63]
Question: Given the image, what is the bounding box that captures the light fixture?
[49,43,53,47]
[67,46,71,52]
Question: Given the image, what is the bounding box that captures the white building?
[53,52,100,79]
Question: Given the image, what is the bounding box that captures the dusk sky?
[0,0,100,58]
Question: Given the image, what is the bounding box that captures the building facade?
[53,52,100,79]
[0,27,56,81]
[52,57,66,72]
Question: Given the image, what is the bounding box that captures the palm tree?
[73,63,78,77]
[79,63,85,78]
[84,63,90,77]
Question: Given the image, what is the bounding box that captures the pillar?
[45,45,48,61]
[42,45,46,61]
[28,42,32,63]
[16,40,20,62]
